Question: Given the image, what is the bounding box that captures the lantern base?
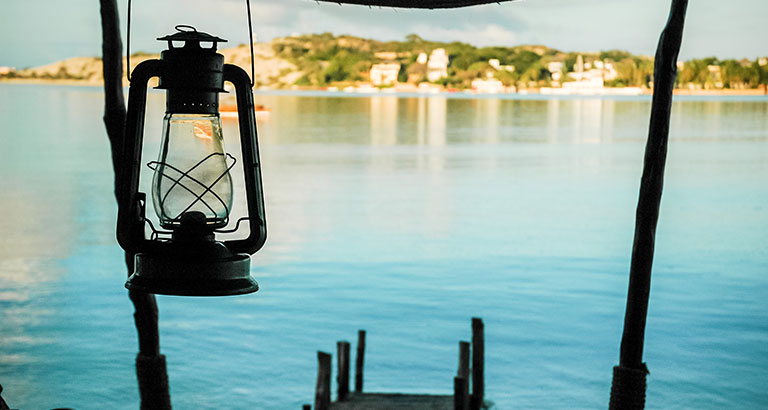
[127,252,258,296]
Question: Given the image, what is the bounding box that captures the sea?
[0,83,766,409]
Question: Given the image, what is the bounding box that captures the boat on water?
[219,103,271,119]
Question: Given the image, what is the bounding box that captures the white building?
[564,55,619,88]
[471,73,505,93]
[370,63,401,86]
[489,59,515,72]
[417,52,428,64]
[547,61,564,84]
[427,48,449,82]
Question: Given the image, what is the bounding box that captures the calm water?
[0,84,766,409]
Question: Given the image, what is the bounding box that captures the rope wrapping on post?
[136,353,172,410]
[610,365,649,410]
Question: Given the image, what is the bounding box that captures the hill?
[2,33,766,92]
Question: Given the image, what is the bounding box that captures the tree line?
[272,33,768,90]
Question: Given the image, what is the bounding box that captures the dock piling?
[454,376,470,410]
[315,351,331,410]
[337,341,351,401]
[458,340,470,380]
[355,330,366,393]
[471,318,484,410]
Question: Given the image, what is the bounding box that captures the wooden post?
[471,318,484,410]
[302,405,311,410]
[610,1,689,409]
[337,341,351,401]
[315,351,331,410]
[355,330,366,393]
[98,1,170,409]
[458,341,470,380]
[454,376,469,410]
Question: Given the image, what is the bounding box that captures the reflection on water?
[1,84,767,410]
[247,93,768,145]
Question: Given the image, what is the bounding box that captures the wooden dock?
[329,393,453,410]
[303,318,485,410]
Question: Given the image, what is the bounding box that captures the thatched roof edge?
[315,0,515,9]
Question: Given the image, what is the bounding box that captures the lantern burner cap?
[172,211,216,242]
[157,25,227,50]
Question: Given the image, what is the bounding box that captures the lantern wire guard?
[147,152,236,229]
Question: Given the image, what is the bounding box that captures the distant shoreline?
[2,78,766,97]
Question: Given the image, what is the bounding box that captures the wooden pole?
[454,376,470,410]
[610,1,688,409]
[458,341,470,380]
[337,341,351,401]
[0,384,10,410]
[315,351,331,410]
[470,318,484,410]
[302,405,311,410]
[98,1,171,409]
[355,330,366,393]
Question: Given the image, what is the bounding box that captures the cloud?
[409,23,518,47]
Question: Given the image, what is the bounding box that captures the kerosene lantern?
[116,26,266,296]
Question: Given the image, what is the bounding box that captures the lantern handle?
[222,63,267,255]
[174,24,197,33]
[246,0,255,86]
[126,0,132,81]
[117,58,163,254]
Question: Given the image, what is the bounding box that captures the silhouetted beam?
[315,0,514,9]
[610,0,688,409]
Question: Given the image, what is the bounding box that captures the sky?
[1,0,766,68]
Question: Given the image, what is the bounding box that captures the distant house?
[370,63,401,86]
[547,61,564,85]
[427,48,449,82]
[759,57,768,66]
[564,55,619,88]
[417,52,428,64]
[375,51,411,61]
[407,62,428,83]
[471,73,505,93]
[0,66,15,75]
[374,51,398,61]
[489,59,515,72]
[707,65,724,88]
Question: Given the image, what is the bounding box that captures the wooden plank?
[355,330,366,392]
[316,351,332,410]
[471,318,484,410]
[337,341,351,401]
[454,377,469,410]
[330,393,453,410]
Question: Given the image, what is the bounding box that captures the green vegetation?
[271,33,768,91]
